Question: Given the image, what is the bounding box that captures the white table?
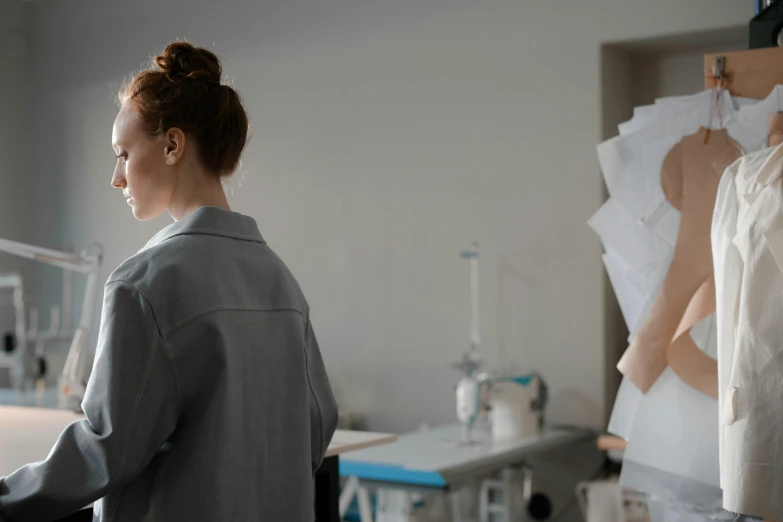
[339,424,593,522]
[0,405,396,522]
[340,424,593,490]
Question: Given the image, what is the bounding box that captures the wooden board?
[325,430,397,457]
[597,434,627,451]
[705,47,783,99]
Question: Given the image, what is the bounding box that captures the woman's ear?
[164,127,186,166]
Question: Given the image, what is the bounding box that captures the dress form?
[618,128,742,397]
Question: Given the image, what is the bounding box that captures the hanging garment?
[618,128,742,396]
[712,143,783,520]
[736,85,783,145]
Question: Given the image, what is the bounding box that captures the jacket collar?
[141,206,266,252]
[736,143,783,273]
[749,141,783,189]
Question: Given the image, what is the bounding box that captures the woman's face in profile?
[111,107,177,221]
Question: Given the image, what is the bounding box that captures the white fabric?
[597,136,625,198]
[588,199,661,275]
[619,104,657,136]
[689,313,717,361]
[620,367,720,495]
[736,85,783,134]
[654,90,735,137]
[646,497,755,522]
[732,96,760,111]
[731,85,783,155]
[712,143,783,519]
[602,250,647,335]
[584,482,625,522]
[617,316,722,503]
[607,377,643,440]
[726,120,767,158]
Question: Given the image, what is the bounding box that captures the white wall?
[0,0,31,252]
[25,0,751,432]
[0,0,32,384]
[0,1,31,249]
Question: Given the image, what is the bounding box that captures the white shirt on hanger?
[712,143,783,520]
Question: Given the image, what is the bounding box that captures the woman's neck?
[169,170,231,222]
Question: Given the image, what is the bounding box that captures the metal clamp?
[713,56,726,80]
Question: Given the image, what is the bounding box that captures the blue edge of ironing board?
[339,461,447,489]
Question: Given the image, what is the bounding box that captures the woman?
[0,42,338,522]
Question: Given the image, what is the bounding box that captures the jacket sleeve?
[304,314,339,474]
[0,280,179,522]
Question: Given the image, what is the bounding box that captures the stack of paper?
[592,87,783,518]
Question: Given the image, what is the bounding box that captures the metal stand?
[479,464,533,522]
[0,238,102,409]
[340,476,373,522]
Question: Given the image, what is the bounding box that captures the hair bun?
[155,41,222,85]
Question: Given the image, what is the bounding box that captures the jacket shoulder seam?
[104,279,183,419]
[164,305,304,336]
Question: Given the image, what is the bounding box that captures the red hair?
[119,42,249,177]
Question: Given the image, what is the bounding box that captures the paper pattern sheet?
[617,128,740,397]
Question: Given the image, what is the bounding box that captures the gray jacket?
[0,206,339,521]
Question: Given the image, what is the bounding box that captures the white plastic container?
[488,375,543,440]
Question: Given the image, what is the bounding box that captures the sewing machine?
[457,371,547,444]
[453,242,547,444]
